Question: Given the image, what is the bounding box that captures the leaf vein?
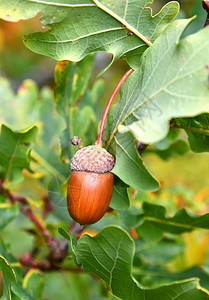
[92,0,152,46]
[144,215,209,231]
[28,0,96,7]
[35,27,123,43]
[109,235,124,290]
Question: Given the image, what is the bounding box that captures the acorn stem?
[96,68,133,147]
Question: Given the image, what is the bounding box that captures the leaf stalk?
[96,68,133,146]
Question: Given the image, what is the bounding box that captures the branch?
[20,205,53,244]
[0,179,70,267]
[19,253,99,282]
[19,253,80,272]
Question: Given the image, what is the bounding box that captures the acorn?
[67,144,115,225]
[67,68,133,224]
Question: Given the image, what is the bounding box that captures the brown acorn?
[67,145,115,225]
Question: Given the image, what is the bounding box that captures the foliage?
[77,226,208,299]
[0,0,179,69]
[0,0,209,299]
[173,115,209,152]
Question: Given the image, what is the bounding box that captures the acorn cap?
[70,145,115,173]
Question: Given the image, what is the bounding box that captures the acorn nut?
[67,145,115,225]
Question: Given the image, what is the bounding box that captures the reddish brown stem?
[96,68,133,146]
[19,253,81,272]
[20,205,53,244]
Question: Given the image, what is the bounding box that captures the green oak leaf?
[0,1,179,68]
[54,55,95,114]
[76,226,209,299]
[106,19,209,147]
[0,255,16,300]
[121,202,209,242]
[112,132,159,191]
[109,176,130,210]
[0,0,94,22]
[173,114,209,152]
[0,125,38,185]
[0,76,68,186]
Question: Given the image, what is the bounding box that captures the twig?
[0,179,70,268]
[19,253,79,272]
[20,253,100,282]
[19,205,53,244]
[42,195,54,219]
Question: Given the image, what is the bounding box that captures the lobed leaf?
[121,202,209,242]
[0,1,179,68]
[0,77,69,186]
[173,114,209,152]
[107,19,209,147]
[76,226,209,299]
